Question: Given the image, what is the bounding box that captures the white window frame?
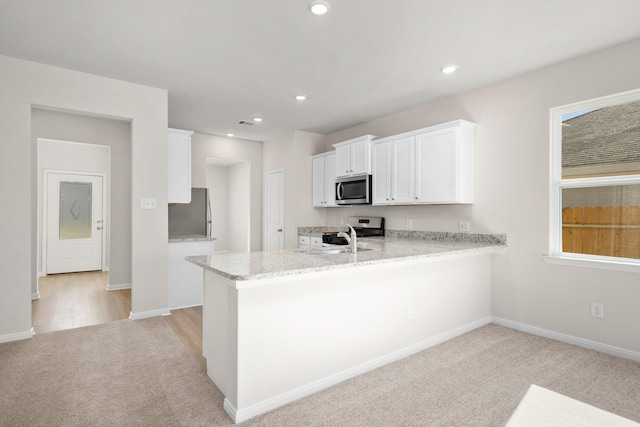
[545,89,640,273]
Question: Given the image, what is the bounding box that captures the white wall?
[191,133,262,251]
[32,108,132,290]
[263,130,327,249]
[206,161,250,252]
[0,55,168,341]
[228,162,251,252]
[323,38,640,353]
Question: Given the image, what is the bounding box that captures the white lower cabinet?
[372,120,475,205]
[168,240,212,309]
[312,152,337,207]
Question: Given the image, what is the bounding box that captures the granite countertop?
[169,234,216,243]
[187,231,507,281]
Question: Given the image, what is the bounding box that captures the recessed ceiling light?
[441,65,458,74]
[296,95,307,101]
[253,117,263,122]
[226,133,234,137]
[308,0,330,16]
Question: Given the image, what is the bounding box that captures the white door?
[46,173,104,274]
[266,169,285,251]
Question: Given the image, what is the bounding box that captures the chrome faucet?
[337,224,357,254]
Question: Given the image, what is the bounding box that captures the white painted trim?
[543,254,640,273]
[492,317,640,363]
[169,303,203,311]
[229,316,491,424]
[0,328,34,344]
[128,308,170,320]
[31,292,40,300]
[106,282,132,291]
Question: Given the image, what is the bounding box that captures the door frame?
[42,169,107,276]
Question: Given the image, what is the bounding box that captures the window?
[547,89,640,272]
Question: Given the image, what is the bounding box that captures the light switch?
[140,198,158,210]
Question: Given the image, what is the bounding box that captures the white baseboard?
[128,308,171,320]
[31,291,40,300]
[492,317,640,363]
[168,303,203,311]
[0,328,34,344]
[229,316,492,424]
[106,282,132,291]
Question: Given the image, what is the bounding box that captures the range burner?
[322,216,384,246]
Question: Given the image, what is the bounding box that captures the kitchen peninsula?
[187,231,506,423]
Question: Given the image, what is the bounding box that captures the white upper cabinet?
[371,120,475,205]
[391,135,415,204]
[168,128,194,204]
[312,152,337,207]
[371,141,391,204]
[333,135,376,177]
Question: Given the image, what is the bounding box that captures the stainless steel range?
[322,216,385,245]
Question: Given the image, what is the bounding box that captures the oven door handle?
[336,182,344,200]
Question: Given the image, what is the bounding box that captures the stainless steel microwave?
[335,174,372,205]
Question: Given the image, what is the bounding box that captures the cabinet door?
[312,156,326,206]
[414,128,457,203]
[335,145,351,177]
[371,142,391,205]
[350,139,369,175]
[168,131,192,203]
[391,136,415,204]
[324,154,337,206]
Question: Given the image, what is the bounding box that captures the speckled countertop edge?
[187,232,507,282]
[297,228,506,245]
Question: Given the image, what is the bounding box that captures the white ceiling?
[2,1,640,142]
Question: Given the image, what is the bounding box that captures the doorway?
[43,172,105,274]
[266,169,285,251]
[206,157,251,252]
[33,108,132,333]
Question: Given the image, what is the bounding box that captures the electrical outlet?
[590,302,604,318]
[139,197,157,210]
[407,219,413,229]
[458,220,470,232]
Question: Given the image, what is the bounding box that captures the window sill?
[543,254,640,273]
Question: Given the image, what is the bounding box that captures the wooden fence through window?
[562,206,640,259]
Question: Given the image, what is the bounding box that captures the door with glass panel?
[46,173,104,274]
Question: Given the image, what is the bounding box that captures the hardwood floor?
[33,271,130,334]
[32,271,205,367]
[163,306,206,367]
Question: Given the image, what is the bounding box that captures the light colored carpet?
[506,384,640,426]
[1,320,639,426]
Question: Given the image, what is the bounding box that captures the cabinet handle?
[97,226,102,230]
[415,197,418,200]
[277,229,283,232]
